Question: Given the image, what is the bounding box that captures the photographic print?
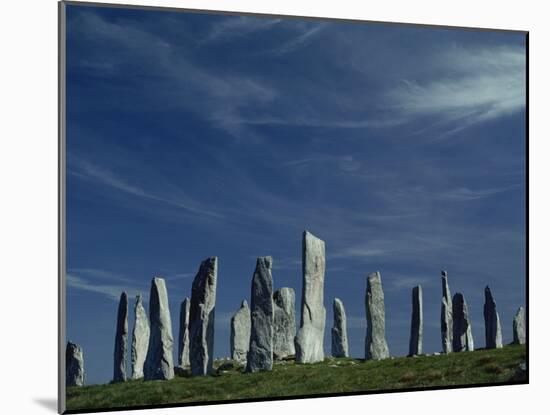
[59,1,528,413]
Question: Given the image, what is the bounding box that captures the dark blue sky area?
[65,4,526,385]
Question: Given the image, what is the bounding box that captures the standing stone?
[483,286,503,349]
[273,287,296,359]
[230,300,251,364]
[66,342,84,387]
[409,285,423,356]
[177,298,191,368]
[113,292,128,383]
[440,270,453,354]
[331,298,349,358]
[246,256,274,373]
[452,293,474,352]
[295,231,326,364]
[189,257,218,376]
[365,271,390,360]
[131,294,150,380]
[144,277,174,380]
[513,306,526,345]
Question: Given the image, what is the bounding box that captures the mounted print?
[58,1,528,413]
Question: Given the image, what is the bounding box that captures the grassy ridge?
[67,344,526,412]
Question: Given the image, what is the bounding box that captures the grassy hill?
[66,344,526,413]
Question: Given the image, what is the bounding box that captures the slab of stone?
[513,306,526,345]
[483,286,503,349]
[230,300,251,364]
[144,277,175,380]
[246,256,274,373]
[295,231,326,364]
[177,297,191,368]
[273,287,296,360]
[409,285,423,356]
[365,271,390,360]
[131,294,150,380]
[440,270,453,354]
[113,292,128,383]
[452,293,474,352]
[66,342,84,387]
[331,298,349,358]
[189,257,218,376]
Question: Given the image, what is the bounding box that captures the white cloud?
[201,16,281,43]
[66,273,145,302]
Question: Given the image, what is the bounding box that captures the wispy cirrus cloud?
[201,16,281,44]
[272,24,325,55]
[67,273,146,302]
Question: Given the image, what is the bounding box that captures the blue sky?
[65,4,526,385]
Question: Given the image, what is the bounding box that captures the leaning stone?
[409,285,423,356]
[365,271,390,360]
[246,256,274,373]
[295,231,326,363]
[113,292,128,383]
[66,342,84,387]
[513,306,526,345]
[230,300,251,365]
[440,270,453,353]
[273,287,296,360]
[189,257,218,376]
[452,293,474,352]
[144,277,174,380]
[331,298,349,357]
[483,286,503,349]
[177,297,191,368]
[131,294,150,380]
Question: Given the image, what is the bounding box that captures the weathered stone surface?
[440,271,453,354]
[365,271,390,360]
[131,294,150,380]
[189,257,218,376]
[513,306,526,345]
[144,278,175,380]
[246,256,274,373]
[177,297,191,368]
[113,292,128,383]
[66,342,84,387]
[273,287,296,359]
[295,231,326,364]
[483,286,503,349]
[230,300,251,364]
[331,298,349,358]
[452,293,474,352]
[409,285,423,356]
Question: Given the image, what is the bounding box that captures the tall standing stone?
[295,231,326,364]
[189,257,218,376]
[483,286,503,349]
[452,293,474,352]
[177,298,191,368]
[273,287,296,359]
[331,298,349,358]
[144,277,174,380]
[246,257,274,373]
[365,271,390,360]
[66,342,84,387]
[113,292,128,383]
[409,285,423,356]
[513,306,526,345]
[440,271,453,353]
[131,294,150,380]
[230,300,251,364]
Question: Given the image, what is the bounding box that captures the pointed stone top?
[241,299,249,308]
[135,293,142,303]
[256,256,273,270]
[441,270,447,277]
[334,297,343,306]
[368,271,381,280]
[484,286,495,301]
[303,230,324,241]
[120,292,128,300]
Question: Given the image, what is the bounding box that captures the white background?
[0,0,544,413]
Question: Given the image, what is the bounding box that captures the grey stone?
[331,298,349,358]
[189,257,218,376]
[452,293,474,352]
[483,286,503,349]
[246,256,274,373]
[177,297,191,368]
[295,231,326,363]
[230,300,251,364]
[409,285,423,356]
[440,271,453,354]
[66,342,84,387]
[513,306,526,345]
[113,292,128,383]
[144,277,175,380]
[273,287,296,360]
[365,271,390,360]
[131,294,150,380]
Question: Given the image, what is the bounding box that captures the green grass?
[67,344,526,412]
